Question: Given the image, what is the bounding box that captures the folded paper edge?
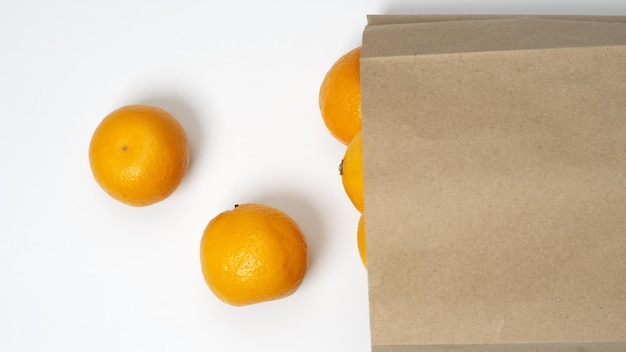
[366,14,626,26]
[361,15,626,58]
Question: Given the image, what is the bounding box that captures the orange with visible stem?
[341,130,364,213]
[200,203,309,306]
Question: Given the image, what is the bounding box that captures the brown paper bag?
[361,15,626,352]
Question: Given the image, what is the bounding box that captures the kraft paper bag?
[361,15,626,352]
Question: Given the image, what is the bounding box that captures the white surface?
[1,1,625,351]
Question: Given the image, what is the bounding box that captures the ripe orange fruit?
[88,104,190,207]
[357,214,367,269]
[341,130,364,213]
[319,47,362,145]
[199,203,309,306]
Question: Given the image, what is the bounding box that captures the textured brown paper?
[361,15,626,352]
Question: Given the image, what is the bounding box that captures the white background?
[1,1,625,351]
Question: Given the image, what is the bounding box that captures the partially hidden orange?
[89,104,190,207]
[357,214,367,269]
[319,47,362,145]
[341,130,364,213]
[200,203,309,306]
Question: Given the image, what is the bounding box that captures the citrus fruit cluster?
[87,45,367,307]
[89,105,308,306]
[318,47,367,269]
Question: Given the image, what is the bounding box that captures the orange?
[88,104,190,207]
[319,47,362,145]
[341,130,364,212]
[199,203,309,306]
[357,214,367,269]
